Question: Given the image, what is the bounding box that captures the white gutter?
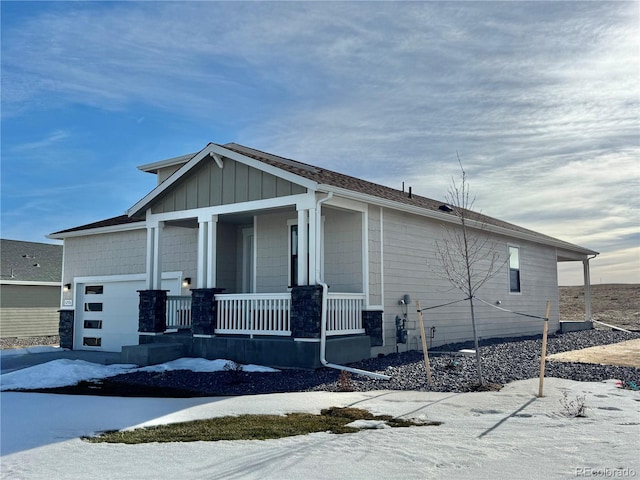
[319,184,598,257]
[316,192,391,380]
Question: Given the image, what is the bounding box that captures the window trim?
[508,245,521,294]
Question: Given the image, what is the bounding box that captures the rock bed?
[0,336,59,350]
[107,329,640,396]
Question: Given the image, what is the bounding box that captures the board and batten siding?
[374,208,560,355]
[0,284,60,337]
[150,157,306,214]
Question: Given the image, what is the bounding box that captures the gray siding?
[161,226,198,295]
[0,284,60,337]
[151,158,306,213]
[374,208,560,355]
[367,206,383,306]
[62,227,198,299]
[255,211,291,293]
[324,207,363,293]
[63,229,147,285]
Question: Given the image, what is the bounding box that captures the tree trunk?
[468,296,484,385]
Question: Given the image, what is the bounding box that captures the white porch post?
[297,208,308,286]
[145,222,164,290]
[198,215,218,288]
[583,258,592,321]
[308,207,317,284]
[197,220,207,289]
[207,215,218,288]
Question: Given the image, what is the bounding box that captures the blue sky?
[1,1,638,285]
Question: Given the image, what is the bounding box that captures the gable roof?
[48,142,598,257]
[1,239,62,284]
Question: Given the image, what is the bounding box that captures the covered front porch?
[131,288,381,368]
[133,188,382,367]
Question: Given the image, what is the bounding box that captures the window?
[509,246,521,293]
[82,337,101,347]
[290,224,298,286]
[84,320,103,329]
[289,223,309,287]
[84,303,103,312]
[84,285,104,295]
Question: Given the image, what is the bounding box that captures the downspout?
[316,192,390,380]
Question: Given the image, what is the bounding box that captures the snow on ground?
[1,374,639,480]
[0,357,278,391]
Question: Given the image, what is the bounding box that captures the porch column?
[197,215,218,288]
[145,222,164,290]
[308,206,317,283]
[297,208,308,286]
[583,258,592,321]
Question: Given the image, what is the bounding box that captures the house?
[48,142,598,368]
[0,239,63,339]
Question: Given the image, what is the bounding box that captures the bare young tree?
[432,156,507,385]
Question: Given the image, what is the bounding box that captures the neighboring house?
[48,143,597,368]
[0,239,63,338]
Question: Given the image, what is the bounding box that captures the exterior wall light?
[63,283,72,292]
[182,277,191,288]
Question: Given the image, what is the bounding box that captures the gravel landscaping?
[0,336,59,350]
[45,329,638,397]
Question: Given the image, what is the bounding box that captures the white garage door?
[76,277,178,352]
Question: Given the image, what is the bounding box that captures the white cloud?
[1,1,638,283]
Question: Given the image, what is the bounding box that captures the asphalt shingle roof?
[0,239,62,283]
[49,142,597,255]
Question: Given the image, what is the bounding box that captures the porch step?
[121,342,186,367]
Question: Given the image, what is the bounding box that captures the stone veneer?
[191,288,225,336]
[362,310,383,346]
[59,309,74,349]
[290,285,323,338]
[137,290,168,333]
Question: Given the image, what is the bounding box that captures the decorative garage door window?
[83,320,103,329]
[85,285,104,295]
[84,303,103,312]
[82,337,101,347]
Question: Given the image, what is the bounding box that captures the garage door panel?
[76,278,178,352]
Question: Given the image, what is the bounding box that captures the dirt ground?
[559,284,640,331]
[547,338,640,368]
[556,284,640,368]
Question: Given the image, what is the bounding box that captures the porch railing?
[166,295,192,330]
[165,291,366,337]
[216,293,291,336]
[326,293,366,336]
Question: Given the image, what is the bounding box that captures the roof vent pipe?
[408,186,412,198]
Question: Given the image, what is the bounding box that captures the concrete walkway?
[0,348,124,374]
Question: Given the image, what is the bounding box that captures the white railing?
[216,293,291,336]
[326,293,366,336]
[166,295,192,330]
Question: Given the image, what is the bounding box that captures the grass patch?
[84,407,441,444]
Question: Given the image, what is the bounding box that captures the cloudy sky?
[1,1,638,285]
